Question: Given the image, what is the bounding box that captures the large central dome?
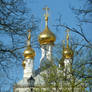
[38,26,56,45]
[38,7,56,45]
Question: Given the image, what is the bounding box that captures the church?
[13,7,84,92]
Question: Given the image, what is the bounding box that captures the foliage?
[39,46,92,92]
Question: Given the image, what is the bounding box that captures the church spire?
[38,6,56,45]
[66,29,70,48]
[27,30,31,47]
[63,29,73,59]
[43,6,49,27]
[23,30,35,59]
[62,40,65,49]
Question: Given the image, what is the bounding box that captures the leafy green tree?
[39,40,92,92]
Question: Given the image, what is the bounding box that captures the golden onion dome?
[63,48,73,59]
[24,46,35,59]
[62,29,74,59]
[38,7,56,45]
[38,26,56,45]
[23,30,35,59]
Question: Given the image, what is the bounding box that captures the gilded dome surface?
[24,46,35,59]
[38,7,56,45]
[62,29,74,59]
[63,48,73,59]
[23,30,35,59]
[38,26,56,45]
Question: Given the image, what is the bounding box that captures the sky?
[26,0,92,42]
[0,0,92,91]
[0,0,92,71]
[24,0,92,69]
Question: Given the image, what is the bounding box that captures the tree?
[40,55,87,92]
[38,30,91,92]
[0,0,39,91]
[40,58,62,92]
[53,0,92,91]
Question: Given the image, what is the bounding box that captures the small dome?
[23,46,35,59]
[38,26,56,45]
[63,48,73,59]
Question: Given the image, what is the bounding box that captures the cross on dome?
[66,29,70,48]
[43,6,49,18]
[27,30,31,47]
[43,6,50,26]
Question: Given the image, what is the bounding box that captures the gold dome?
[23,30,35,59]
[62,29,74,59]
[63,48,73,59]
[24,46,35,59]
[38,26,56,45]
[38,7,56,45]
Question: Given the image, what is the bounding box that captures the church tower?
[23,30,35,78]
[13,30,35,92]
[38,7,56,64]
[62,29,74,77]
